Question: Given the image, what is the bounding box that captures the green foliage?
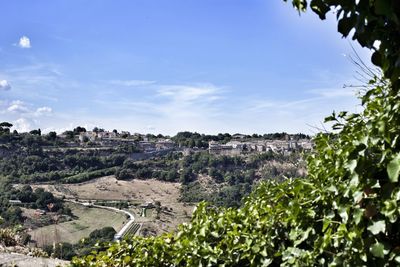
[72,78,400,266]
[61,167,117,183]
[0,141,127,183]
[43,227,117,260]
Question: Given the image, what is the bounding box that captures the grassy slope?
[28,203,126,246]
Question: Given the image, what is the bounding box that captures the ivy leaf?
[346,160,357,173]
[367,220,386,235]
[338,16,356,37]
[372,51,382,67]
[339,207,348,223]
[387,154,400,182]
[199,227,206,237]
[370,242,385,258]
[310,0,330,19]
[374,0,392,16]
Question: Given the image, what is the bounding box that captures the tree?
[47,131,57,141]
[0,122,13,128]
[73,126,86,135]
[29,129,41,136]
[286,0,400,90]
[64,130,74,139]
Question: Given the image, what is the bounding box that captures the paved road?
[0,252,68,267]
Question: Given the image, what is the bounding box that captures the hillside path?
[66,199,136,240]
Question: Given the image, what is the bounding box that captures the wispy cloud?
[0,63,67,103]
[90,82,227,133]
[35,106,52,116]
[250,86,358,113]
[307,87,357,98]
[109,80,156,86]
[7,100,29,113]
[18,36,31,48]
[157,84,223,103]
[13,118,33,132]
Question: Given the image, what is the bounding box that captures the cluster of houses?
[208,139,313,155]
[56,129,313,156]
[137,139,176,153]
[76,130,131,143]
[57,130,176,153]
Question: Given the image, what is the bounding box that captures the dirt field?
[32,176,182,205]
[31,177,195,238]
[28,202,126,246]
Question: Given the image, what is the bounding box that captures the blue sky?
[0,0,371,135]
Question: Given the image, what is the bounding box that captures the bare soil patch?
[31,177,195,238]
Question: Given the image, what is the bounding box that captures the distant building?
[79,131,96,142]
[232,134,246,139]
[9,200,22,205]
[138,141,156,153]
[208,141,241,155]
[156,139,175,150]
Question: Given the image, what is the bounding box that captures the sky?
[0,0,372,135]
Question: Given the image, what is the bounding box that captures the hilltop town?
[52,127,313,156]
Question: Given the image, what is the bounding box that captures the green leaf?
[347,160,357,173]
[310,0,330,19]
[199,227,206,237]
[372,51,382,67]
[387,154,400,182]
[339,207,348,223]
[374,0,392,16]
[353,208,364,225]
[367,220,386,235]
[370,242,385,258]
[338,16,356,37]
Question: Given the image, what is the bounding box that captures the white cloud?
[7,100,29,113]
[2,100,52,117]
[18,36,31,48]
[0,80,11,91]
[157,84,222,103]
[109,80,156,86]
[308,87,356,98]
[13,118,33,132]
[35,106,53,116]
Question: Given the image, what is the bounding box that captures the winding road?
[65,199,137,240]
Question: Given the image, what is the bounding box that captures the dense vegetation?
[116,150,305,208]
[0,129,129,227]
[0,138,127,184]
[43,227,117,260]
[72,0,400,266]
[0,183,70,227]
[0,125,306,228]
